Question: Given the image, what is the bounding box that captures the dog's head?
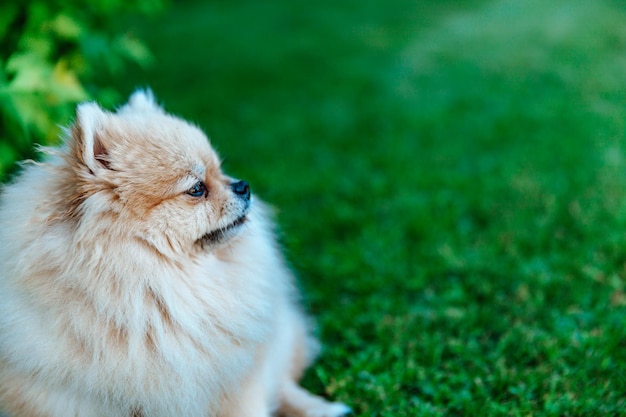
[66,90,251,256]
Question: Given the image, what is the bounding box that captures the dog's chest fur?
[0,214,285,416]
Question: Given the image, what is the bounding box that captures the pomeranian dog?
[0,91,350,417]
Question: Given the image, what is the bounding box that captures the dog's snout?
[231,180,251,200]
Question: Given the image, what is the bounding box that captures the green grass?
[14,0,626,415]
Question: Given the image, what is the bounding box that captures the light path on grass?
[386,0,626,213]
[392,0,626,98]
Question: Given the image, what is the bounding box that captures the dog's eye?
[186,181,207,197]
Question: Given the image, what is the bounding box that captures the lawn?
[11,0,626,415]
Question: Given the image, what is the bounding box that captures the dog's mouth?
[199,215,248,246]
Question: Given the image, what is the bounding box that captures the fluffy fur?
[0,91,350,417]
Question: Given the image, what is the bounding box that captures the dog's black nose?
[231,180,250,200]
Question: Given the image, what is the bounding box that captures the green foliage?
[0,0,165,180]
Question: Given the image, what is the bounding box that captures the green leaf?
[14,29,54,59]
[49,12,85,41]
[114,35,154,68]
[6,52,54,92]
[51,59,89,102]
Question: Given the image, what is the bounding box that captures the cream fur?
[0,91,350,417]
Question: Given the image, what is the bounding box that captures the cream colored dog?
[0,91,350,417]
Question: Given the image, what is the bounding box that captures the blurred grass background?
[2,0,626,415]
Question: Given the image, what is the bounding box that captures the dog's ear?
[71,102,112,174]
[124,88,163,113]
